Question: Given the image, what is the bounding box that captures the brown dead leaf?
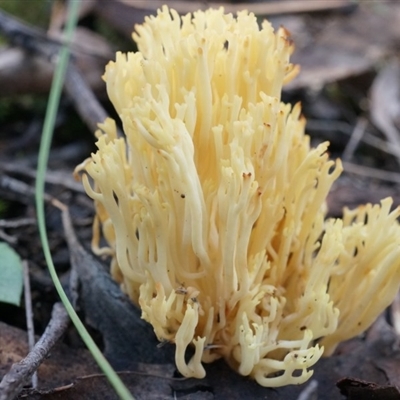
[19,368,177,400]
[0,322,28,375]
[0,321,100,390]
[0,47,54,96]
[285,2,400,89]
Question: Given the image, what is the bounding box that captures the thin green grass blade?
[34,2,134,399]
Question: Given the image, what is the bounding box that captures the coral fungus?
[75,6,400,387]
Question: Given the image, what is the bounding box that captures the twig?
[23,260,38,389]
[51,201,80,309]
[117,0,355,15]
[0,161,85,193]
[0,175,53,204]
[362,131,400,157]
[0,229,17,244]
[343,162,400,184]
[342,117,368,162]
[52,201,168,365]
[307,118,400,158]
[390,291,400,336]
[296,379,318,400]
[0,303,70,400]
[0,217,36,228]
[0,9,111,135]
[0,9,106,62]
[64,64,108,133]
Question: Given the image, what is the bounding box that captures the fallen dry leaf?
[285,2,400,89]
[0,321,100,390]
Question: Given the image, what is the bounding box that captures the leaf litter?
[1,1,400,399]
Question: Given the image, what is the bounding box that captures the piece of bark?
[337,378,400,400]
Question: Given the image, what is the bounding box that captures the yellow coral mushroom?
[75,6,400,387]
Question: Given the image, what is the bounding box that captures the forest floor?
[1,1,400,399]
